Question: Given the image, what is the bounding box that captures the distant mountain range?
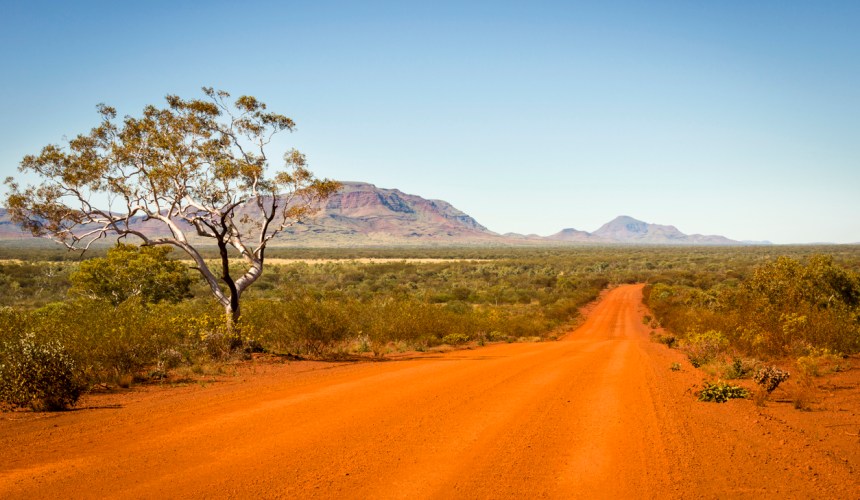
[0,181,765,246]
[543,215,745,245]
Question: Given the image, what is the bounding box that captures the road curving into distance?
[1,285,856,498]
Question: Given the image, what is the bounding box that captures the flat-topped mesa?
[290,181,497,243]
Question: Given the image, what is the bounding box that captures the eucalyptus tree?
[5,88,340,327]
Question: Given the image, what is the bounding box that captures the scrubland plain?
[2,245,860,497]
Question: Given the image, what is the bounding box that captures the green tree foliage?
[70,243,193,306]
[4,88,340,326]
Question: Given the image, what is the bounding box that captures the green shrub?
[355,335,371,353]
[650,331,677,348]
[698,380,749,403]
[723,357,757,379]
[69,243,193,306]
[156,348,185,371]
[441,333,470,345]
[487,331,509,342]
[544,298,582,322]
[0,333,83,411]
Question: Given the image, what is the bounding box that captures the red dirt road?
[1,285,857,498]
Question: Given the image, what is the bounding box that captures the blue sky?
[1,1,858,243]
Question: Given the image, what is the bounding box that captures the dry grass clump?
[796,348,844,377]
[790,383,815,411]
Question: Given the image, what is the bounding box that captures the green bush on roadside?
[698,380,749,403]
[0,333,83,411]
[645,255,860,359]
[441,333,470,345]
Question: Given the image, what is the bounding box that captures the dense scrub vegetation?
[2,244,859,410]
[2,246,618,408]
[645,252,860,393]
[645,255,860,357]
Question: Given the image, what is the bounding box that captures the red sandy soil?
[1,285,858,498]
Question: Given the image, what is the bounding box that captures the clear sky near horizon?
[1,1,858,244]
